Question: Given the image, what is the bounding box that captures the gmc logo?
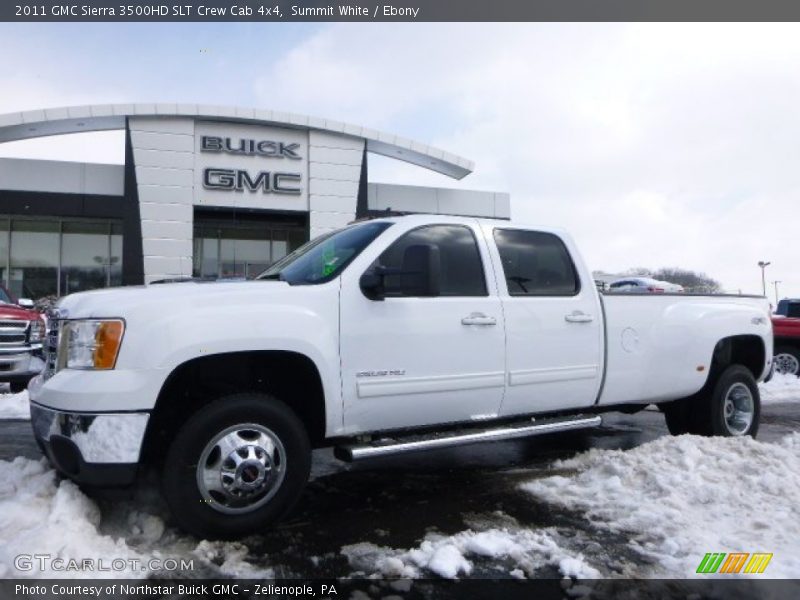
[201,136,302,159]
[203,168,302,195]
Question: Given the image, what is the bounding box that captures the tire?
[704,365,760,437]
[773,346,800,377]
[663,399,692,435]
[663,365,760,438]
[162,393,311,539]
[9,380,27,394]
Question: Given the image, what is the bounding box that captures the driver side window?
[373,224,487,297]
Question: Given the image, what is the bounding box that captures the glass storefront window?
[0,217,124,300]
[60,221,112,295]
[10,220,60,299]
[193,217,307,280]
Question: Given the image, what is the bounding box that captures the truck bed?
[598,292,771,406]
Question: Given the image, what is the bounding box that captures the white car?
[608,277,684,293]
[30,214,770,538]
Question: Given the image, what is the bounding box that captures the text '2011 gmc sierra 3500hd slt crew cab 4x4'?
[28,215,773,538]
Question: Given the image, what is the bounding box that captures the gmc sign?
[203,168,302,194]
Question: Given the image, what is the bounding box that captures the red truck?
[773,298,800,376]
[0,285,46,393]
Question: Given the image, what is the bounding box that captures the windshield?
[0,288,10,303]
[257,221,392,285]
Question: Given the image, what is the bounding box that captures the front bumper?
[0,350,43,383]
[30,402,148,486]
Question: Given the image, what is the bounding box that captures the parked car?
[772,298,800,376]
[608,277,685,293]
[0,285,45,393]
[29,215,771,538]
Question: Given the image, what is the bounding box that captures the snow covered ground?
[523,432,800,578]
[0,456,272,578]
[0,390,29,419]
[760,373,800,404]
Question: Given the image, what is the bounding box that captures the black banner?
[7,0,800,23]
[2,579,800,600]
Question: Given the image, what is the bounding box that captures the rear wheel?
[708,365,760,437]
[663,365,760,438]
[162,393,311,539]
[774,346,800,376]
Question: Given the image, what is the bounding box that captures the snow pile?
[0,457,148,578]
[342,527,600,580]
[0,389,29,420]
[760,373,800,405]
[522,433,800,577]
[0,457,270,578]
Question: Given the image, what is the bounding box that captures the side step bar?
[334,415,602,462]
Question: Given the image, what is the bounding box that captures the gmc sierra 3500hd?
[29,215,773,538]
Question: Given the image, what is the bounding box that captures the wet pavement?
[2,402,799,578]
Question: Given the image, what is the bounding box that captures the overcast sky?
[0,23,798,298]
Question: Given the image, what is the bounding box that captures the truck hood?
[57,280,295,319]
[0,302,41,320]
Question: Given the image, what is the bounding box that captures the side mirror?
[360,244,441,301]
[17,298,34,309]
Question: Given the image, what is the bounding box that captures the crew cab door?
[339,221,505,433]
[483,225,604,415]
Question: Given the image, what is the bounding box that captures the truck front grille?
[0,320,29,346]
[43,318,61,379]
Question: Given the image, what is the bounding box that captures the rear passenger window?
[493,229,580,296]
[374,224,487,297]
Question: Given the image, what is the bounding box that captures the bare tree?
[623,267,722,293]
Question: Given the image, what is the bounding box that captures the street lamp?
[758,261,771,296]
[773,280,782,305]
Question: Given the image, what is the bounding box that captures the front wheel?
[162,393,311,539]
[774,346,800,377]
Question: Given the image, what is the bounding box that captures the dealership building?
[0,104,509,299]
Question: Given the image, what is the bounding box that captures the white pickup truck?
[29,215,773,538]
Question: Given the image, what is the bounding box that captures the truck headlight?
[29,319,45,344]
[63,319,125,370]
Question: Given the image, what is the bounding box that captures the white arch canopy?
[0,103,474,179]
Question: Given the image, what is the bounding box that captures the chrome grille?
[0,319,29,346]
[43,317,61,379]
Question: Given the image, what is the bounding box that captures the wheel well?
[711,335,766,380]
[141,351,326,465]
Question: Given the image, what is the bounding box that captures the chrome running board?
[334,415,602,462]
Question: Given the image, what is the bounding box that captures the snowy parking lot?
[0,375,798,581]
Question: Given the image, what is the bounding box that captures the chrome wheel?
[196,423,287,515]
[723,382,754,436]
[774,352,800,376]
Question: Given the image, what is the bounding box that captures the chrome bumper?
[30,402,149,464]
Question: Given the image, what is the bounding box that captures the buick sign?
[201,136,302,159]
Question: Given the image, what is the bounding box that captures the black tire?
[9,380,27,394]
[702,365,760,437]
[162,393,311,539]
[662,399,692,435]
[663,365,760,438]
[773,345,800,377]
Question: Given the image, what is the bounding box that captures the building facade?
[0,104,509,299]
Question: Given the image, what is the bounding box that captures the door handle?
[461,312,497,326]
[565,311,594,323]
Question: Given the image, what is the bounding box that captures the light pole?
[758,261,771,296]
[773,280,782,305]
